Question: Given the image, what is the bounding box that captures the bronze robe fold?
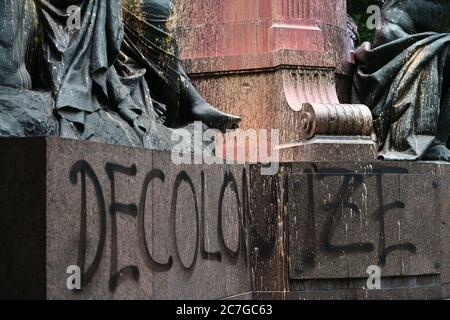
[353,32,450,160]
[36,0,179,145]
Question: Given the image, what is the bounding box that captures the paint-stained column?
[173,0,353,161]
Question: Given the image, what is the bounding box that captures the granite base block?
[250,161,450,300]
[0,137,251,300]
[277,136,378,162]
[0,137,449,300]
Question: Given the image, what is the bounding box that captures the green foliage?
[347,0,385,43]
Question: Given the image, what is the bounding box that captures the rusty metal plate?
[288,167,446,280]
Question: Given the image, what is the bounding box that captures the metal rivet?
[295,264,304,273]
[293,180,302,189]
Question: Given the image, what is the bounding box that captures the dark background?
[347,0,385,43]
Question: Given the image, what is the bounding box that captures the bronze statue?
[0,0,240,149]
[353,0,450,162]
[0,1,36,90]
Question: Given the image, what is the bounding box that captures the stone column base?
[277,136,378,162]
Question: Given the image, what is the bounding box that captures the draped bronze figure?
[0,0,240,149]
[353,0,450,162]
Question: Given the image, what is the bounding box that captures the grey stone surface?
[0,137,250,299]
[150,151,250,299]
[287,171,442,280]
[278,135,377,162]
[1,137,449,300]
[251,161,450,300]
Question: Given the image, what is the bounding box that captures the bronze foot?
[422,143,450,162]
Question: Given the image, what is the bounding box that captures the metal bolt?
[434,261,442,270]
[293,180,302,189]
[295,264,304,273]
[433,181,440,189]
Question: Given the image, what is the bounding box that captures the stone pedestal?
[174,0,352,75]
[174,0,355,161]
[1,137,448,300]
[0,138,251,299]
[277,136,377,162]
[250,162,450,300]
